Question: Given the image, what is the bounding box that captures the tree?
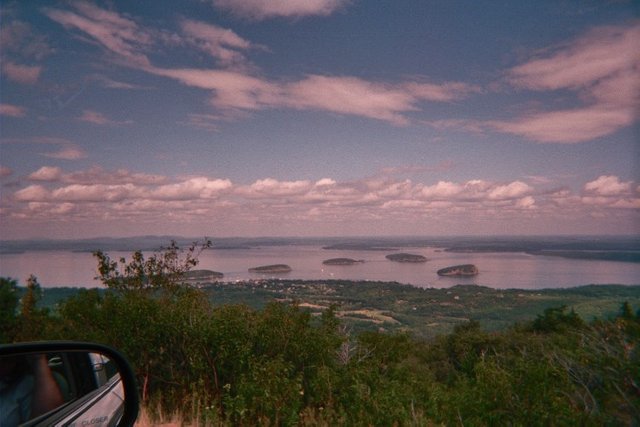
[0,277,20,343]
[21,274,42,318]
[94,239,211,293]
[532,305,585,333]
[620,301,634,319]
[16,274,51,341]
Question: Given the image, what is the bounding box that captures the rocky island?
[437,264,479,277]
[322,258,364,265]
[385,253,428,263]
[248,264,292,274]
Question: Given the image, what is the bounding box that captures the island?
[183,269,224,283]
[322,258,365,265]
[385,253,428,263]
[437,264,479,277]
[248,264,292,274]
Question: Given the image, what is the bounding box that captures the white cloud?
[180,20,253,67]
[496,22,640,143]
[419,181,464,199]
[0,19,53,60]
[240,178,312,197]
[488,105,635,144]
[488,181,533,200]
[1,62,41,84]
[284,75,415,125]
[6,168,639,235]
[0,103,26,117]
[381,199,425,209]
[78,110,110,125]
[51,183,137,202]
[90,74,151,90]
[151,68,476,124]
[78,110,132,126]
[151,177,233,200]
[507,24,639,92]
[13,136,90,161]
[45,3,476,125]
[65,167,168,185]
[403,81,481,102]
[14,185,50,201]
[314,178,336,187]
[211,0,349,20]
[150,67,280,110]
[28,166,63,182]
[579,175,639,210]
[515,196,536,209]
[42,146,88,160]
[0,166,14,178]
[584,175,632,196]
[44,2,152,67]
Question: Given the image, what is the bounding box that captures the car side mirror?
[0,341,138,427]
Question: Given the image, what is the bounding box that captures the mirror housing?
[0,341,139,427]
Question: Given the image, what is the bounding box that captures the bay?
[1,245,638,289]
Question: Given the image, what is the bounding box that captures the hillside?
[39,280,640,339]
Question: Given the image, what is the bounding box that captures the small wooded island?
[385,253,428,263]
[184,269,224,282]
[248,264,292,273]
[322,258,364,265]
[437,264,479,277]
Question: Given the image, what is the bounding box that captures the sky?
[0,0,639,239]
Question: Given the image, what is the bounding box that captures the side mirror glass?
[0,342,138,427]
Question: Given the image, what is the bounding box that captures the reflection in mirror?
[0,351,124,427]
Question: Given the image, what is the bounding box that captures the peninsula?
[385,253,428,263]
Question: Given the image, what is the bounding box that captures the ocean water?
[1,244,638,289]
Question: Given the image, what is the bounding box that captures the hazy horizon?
[1,1,638,239]
[2,233,640,242]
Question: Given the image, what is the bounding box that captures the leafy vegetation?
[2,242,639,425]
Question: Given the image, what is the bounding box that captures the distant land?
[322,243,398,251]
[440,236,640,263]
[1,235,639,263]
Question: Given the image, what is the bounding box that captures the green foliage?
[532,304,585,332]
[94,239,211,292]
[8,241,640,425]
[0,277,19,343]
[620,301,634,319]
[20,274,42,317]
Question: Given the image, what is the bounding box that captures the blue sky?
[1,0,638,238]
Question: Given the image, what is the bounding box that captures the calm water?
[1,245,638,289]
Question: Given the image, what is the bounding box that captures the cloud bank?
[3,166,637,237]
